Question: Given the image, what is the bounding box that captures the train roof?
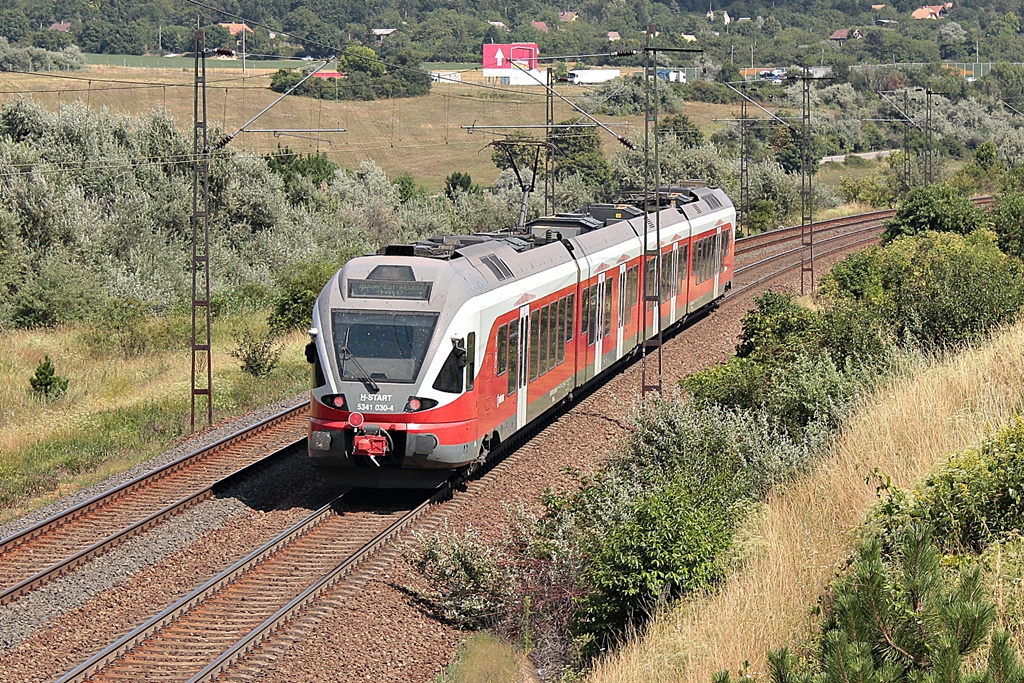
[377,182,730,263]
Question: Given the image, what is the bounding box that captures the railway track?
[56,489,436,682]
[0,404,308,606]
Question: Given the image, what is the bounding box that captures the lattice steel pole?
[191,30,213,430]
[739,81,750,236]
[925,87,934,185]
[903,89,912,192]
[799,66,815,296]
[641,24,663,400]
[544,67,555,216]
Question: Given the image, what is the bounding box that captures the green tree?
[29,356,68,399]
[990,192,1024,259]
[445,171,475,200]
[339,44,386,77]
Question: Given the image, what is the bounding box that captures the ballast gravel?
[0,496,247,651]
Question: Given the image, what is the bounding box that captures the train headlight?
[404,397,438,413]
[348,412,366,428]
[321,394,348,410]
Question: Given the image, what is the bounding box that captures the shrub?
[80,298,151,358]
[880,182,991,244]
[230,329,281,377]
[883,417,1024,554]
[823,230,1024,348]
[29,356,68,399]
[990,191,1024,259]
[572,471,741,658]
[408,523,508,629]
[268,260,342,334]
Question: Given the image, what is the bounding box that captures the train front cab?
[306,266,488,488]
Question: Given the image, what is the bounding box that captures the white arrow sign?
[494,47,505,66]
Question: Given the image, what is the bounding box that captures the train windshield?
[331,310,438,384]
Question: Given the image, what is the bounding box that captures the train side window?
[465,332,476,391]
[508,320,519,395]
[678,244,689,293]
[719,228,731,272]
[603,278,613,338]
[660,251,673,302]
[530,310,540,380]
[539,306,549,376]
[645,258,657,310]
[581,287,590,338]
[622,266,630,325]
[566,293,575,342]
[671,249,679,298]
[497,324,508,376]
[557,297,567,363]
[589,285,599,343]
[432,344,464,394]
[550,300,559,369]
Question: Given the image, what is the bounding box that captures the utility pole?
[799,65,815,296]
[739,81,749,235]
[925,87,934,185]
[241,27,246,75]
[191,30,213,430]
[903,89,912,191]
[641,24,663,400]
[544,67,555,215]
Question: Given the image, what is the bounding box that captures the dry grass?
[0,314,310,523]
[439,632,535,683]
[588,320,1024,683]
[0,67,733,190]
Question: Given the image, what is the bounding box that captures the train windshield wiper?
[339,327,380,393]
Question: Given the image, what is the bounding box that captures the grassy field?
[0,313,311,524]
[587,320,1024,683]
[0,65,734,190]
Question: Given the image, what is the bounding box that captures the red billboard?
[482,43,539,70]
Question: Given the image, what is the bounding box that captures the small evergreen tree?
[29,356,68,399]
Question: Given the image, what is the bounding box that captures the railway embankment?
[589,319,1024,683]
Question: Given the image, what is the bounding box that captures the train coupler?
[353,426,390,466]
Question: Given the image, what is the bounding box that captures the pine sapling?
[29,356,68,399]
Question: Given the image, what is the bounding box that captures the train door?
[594,272,605,374]
[516,305,529,430]
[616,265,626,358]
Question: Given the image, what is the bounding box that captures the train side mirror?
[304,342,317,364]
[452,337,468,369]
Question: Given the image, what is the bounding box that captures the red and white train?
[305,183,735,487]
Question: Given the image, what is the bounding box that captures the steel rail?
[0,402,308,605]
